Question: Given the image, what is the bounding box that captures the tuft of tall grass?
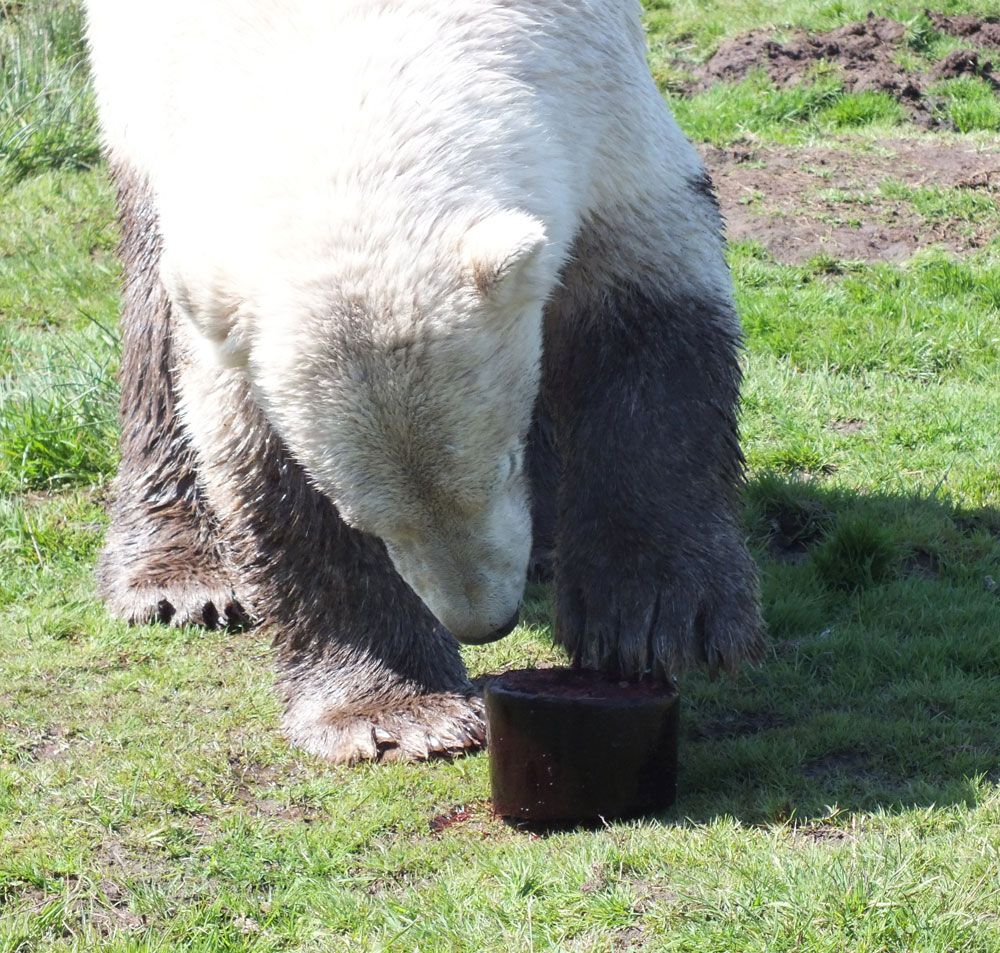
[0,317,119,491]
[930,76,1000,133]
[0,0,100,187]
[811,513,900,591]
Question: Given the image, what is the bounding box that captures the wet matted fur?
[98,168,247,630]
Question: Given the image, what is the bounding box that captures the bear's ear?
[462,211,548,307]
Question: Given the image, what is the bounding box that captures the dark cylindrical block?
[484,668,680,823]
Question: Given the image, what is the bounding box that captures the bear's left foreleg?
[544,261,764,679]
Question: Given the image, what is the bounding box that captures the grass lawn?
[2,2,1000,950]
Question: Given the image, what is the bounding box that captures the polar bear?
[85,0,763,763]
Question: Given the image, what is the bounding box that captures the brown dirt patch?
[693,13,1000,125]
[932,48,998,84]
[759,498,831,563]
[905,547,941,580]
[227,754,317,822]
[701,139,1000,262]
[610,925,648,950]
[698,16,915,96]
[427,800,502,838]
[428,804,474,833]
[790,823,859,845]
[827,418,869,435]
[2,722,75,763]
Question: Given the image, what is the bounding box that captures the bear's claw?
[556,528,764,680]
[283,692,486,764]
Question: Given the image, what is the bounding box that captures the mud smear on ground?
[427,800,504,838]
[701,139,1000,262]
[692,13,1000,126]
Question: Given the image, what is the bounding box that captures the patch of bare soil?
[227,753,317,822]
[693,13,1000,124]
[701,139,1000,262]
[428,804,474,833]
[905,547,941,580]
[790,822,858,845]
[759,497,832,563]
[802,749,871,780]
[2,722,76,763]
[827,417,869,435]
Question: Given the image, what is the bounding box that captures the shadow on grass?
[515,474,1000,829]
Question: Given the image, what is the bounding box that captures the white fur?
[85,0,731,642]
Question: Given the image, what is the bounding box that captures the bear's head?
[170,209,553,644]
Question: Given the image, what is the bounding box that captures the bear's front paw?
[103,581,251,630]
[283,692,486,764]
[555,534,764,679]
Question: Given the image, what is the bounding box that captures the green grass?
[0,322,118,492]
[0,0,99,187]
[0,168,119,329]
[932,76,1000,133]
[0,167,120,493]
[669,72,909,146]
[3,1,1000,950]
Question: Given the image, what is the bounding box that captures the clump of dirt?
[932,49,999,84]
[927,12,1000,47]
[693,12,1000,125]
[428,804,473,833]
[699,16,916,96]
[427,801,502,838]
[701,139,1000,262]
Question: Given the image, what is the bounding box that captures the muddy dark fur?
[526,410,560,583]
[541,223,764,678]
[689,171,723,217]
[98,167,247,629]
